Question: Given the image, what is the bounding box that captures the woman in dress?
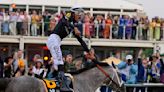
[103,15,112,39]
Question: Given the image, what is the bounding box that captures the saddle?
[42,73,74,92]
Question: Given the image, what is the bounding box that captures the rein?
[95,62,120,88]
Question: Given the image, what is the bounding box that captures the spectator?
[150,54,161,82]
[159,58,164,92]
[103,14,112,39]
[2,12,9,35]
[16,11,24,35]
[161,20,164,40]
[138,18,144,40]
[22,11,29,35]
[142,16,149,40]
[94,15,104,38]
[117,55,138,92]
[125,16,133,39]
[33,54,41,64]
[9,12,17,35]
[0,56,3,78]
[155,18,161,40]
[43,11,51,36]
[84,14,91,38]
[64,54,75,72]
[118,16,124,39]
[136,50,148,92]
[37,11,43,36]
[149,18,156,40]
[13,50,27,74]
[112,16,118,39]
[13,60,25,77]
[32,59,47,79]
[160,58,164,83]
[131,16,138,39]
[31,10,39,36]
[147,54,161,92]
[90,17,95,38]
[4,56,13,78]
[0,9,4,35]
[77,18,83,37]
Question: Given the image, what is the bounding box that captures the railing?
[124,83,164,92]
[0,21,164,41]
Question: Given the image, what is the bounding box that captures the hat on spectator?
[126,55,133,60]
[34,54,41,59]
[36,59,43,64]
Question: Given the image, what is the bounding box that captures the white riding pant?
[46,34,64,69]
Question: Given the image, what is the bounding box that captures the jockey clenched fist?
[85,50,96,60]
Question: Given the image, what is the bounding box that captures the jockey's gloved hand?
[84,50,95,60]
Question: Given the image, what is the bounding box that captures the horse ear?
[112,61,116,69]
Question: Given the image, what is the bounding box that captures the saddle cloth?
[42,79,60,92]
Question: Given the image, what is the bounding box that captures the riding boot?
[47,68,58,79]
[58,65,73,92]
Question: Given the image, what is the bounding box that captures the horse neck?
[73,66,110,92]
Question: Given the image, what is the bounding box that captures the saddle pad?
[43,79,58,92]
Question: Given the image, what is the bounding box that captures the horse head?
[103,61,124,92]
[71,57,124,92]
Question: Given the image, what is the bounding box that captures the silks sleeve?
[73,33,90,53]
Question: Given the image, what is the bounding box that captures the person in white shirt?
[16,11,24,35]
[9,12,18,35]
[32,59,47,79]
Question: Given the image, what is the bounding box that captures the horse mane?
[69,62,109,75]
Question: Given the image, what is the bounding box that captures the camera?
[127,59,132,64]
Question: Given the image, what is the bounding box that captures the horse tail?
[0,78,11,91]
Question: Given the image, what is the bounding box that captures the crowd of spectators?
[0,8,164,41]
[0,50,82,79]
[116,49,164,92]
[0,48,164,92]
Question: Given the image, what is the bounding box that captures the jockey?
[46,6,85,91]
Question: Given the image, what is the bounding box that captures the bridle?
[94,62,121,89]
